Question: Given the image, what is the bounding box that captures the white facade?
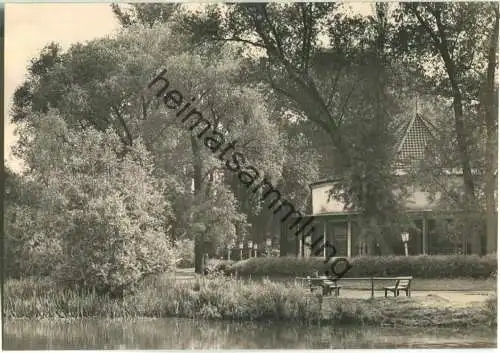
[311,176,464,216]
[311,182,347,214]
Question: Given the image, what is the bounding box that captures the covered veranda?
[279,210,464,257]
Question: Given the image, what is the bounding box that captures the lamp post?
[401,232,409,256]
[239,242,244,260]
[248,240,253,259]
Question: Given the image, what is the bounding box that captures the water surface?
[3,318,496,349]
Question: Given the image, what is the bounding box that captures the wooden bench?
[384,277,412,297]
[322,279,341,296]
[306,276,342,297]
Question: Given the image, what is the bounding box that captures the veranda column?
[298,235,302,258]
[323,221,327,258]
[422,216,428,255]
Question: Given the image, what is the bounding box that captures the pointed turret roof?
[310,113,441,186]
[394,113,438,170]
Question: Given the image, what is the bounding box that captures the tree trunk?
[191,135,205,274]
[194,234,204,274]
[468,218,482,255]
[444,83,480,254]
[484,6,499,254]
[438,57,479,254]
[467,218,483,255]
[421,10,480,254]
[485,126,498,254]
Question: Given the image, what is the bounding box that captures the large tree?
[394,2,498,254]
[110,2,327,259]
[111,3,182,28]
[179,3,417,254]
[10,113,176,296]
[11,21,291,272]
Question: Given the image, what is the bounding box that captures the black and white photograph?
[3,2,498,349]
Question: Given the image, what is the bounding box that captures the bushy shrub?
[204,259,235,276]
[230,256,323,277]
[151,276,323,322]
[483,295,497,326]
[230,254,497,279]
[31,123,177,296]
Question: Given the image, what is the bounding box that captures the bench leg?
[394,290,397,297]
[322,286,329,296]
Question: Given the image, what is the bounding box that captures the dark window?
[327,221,348,257]
[428,218,460,255]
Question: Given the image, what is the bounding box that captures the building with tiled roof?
[394,113,437,170]
[280,113,470,257]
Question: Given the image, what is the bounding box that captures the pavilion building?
[279,113,482,257]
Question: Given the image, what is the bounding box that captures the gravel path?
[332,288,495,305]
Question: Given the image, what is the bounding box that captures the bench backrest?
[308,278,324,286]
[397,278,411,288]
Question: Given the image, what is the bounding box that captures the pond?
[3,318,496,349]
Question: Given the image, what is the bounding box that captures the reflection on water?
[3,318,496,349]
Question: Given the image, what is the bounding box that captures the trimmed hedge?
[230,255,497,279]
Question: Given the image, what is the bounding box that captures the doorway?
[326,221,348,257]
